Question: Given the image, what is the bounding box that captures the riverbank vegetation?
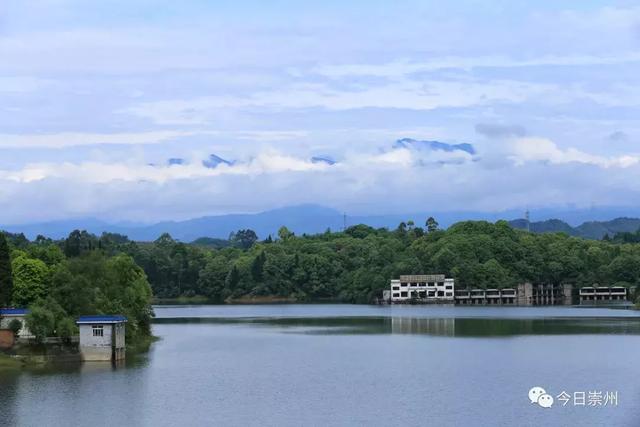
[4,219,640,305]
[0,233,153,343]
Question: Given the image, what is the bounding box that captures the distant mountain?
[167,158,185,166]
[5,204,640,242]
[310,156,336,165]
[393,138,476,155]
[509,217,640,239]
[202,154,234,169]
[508,218,576,235]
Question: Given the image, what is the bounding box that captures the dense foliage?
[0,234,13,306]
[4,219,640,308]
[0,233,153,342]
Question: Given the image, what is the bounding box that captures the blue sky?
[1,1,640,223]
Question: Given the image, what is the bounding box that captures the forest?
[0,232,153,342]
[3,218,640,308]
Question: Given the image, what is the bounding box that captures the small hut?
[0,308,33,339]
[76,315,127,361]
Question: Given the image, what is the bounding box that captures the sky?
[1,0,640,224]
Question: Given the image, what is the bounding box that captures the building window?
[445,285,452,290]
[392,286,400,291]
[393,293,400,297]
[92,325,104,337]
[400,292,408,297]
[446,292,453,297]
[400,283,407,287]
[437,291,444,297]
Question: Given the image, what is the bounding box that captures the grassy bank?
[0,353,21,370]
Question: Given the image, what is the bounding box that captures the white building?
[390,274,455,303]
[76,315,127,361]
[0,308,34,339]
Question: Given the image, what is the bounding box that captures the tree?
[8,318,22,338]
[278,226,294,241]
[251,252,267,282]
[56,317,77,343]
[198,256,230,302]
[0,233,13,306]
[25,303,56,343]
[426,217,439,233]
[12,255,49,306]
[231,229,258,250]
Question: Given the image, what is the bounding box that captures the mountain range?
[4,204,640,242]
[508,217,640,240]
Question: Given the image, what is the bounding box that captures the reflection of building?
[390,274,454,303]
[77,315,127,361]
[0,308,34,339]
[390,317,455,336]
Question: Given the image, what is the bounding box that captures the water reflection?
[391,317,455,336]
[154,316,640,337]
[4,311,640,427]
[0,371,19,426]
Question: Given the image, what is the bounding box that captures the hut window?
[92,325,104,337]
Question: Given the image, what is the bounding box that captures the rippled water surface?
[2,304,640,427]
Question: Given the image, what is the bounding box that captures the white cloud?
[0,76,52,92]
[0,151,330,184]
[313,53,640,79]
[124,79,558,125]
[0,130,206,148]
[510,137,640,168]
[4,143,640,224]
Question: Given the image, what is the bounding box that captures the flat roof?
[0,308,28,316]
[76,315,127,324]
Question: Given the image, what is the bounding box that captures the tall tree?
[426,217,439,233]
[0,233,13,306]
[11,255,49,306]
[231,229,258,250]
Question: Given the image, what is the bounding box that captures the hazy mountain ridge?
[4,204,640,242]
[508,217,640,239]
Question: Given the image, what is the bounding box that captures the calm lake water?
[2,304,640,426]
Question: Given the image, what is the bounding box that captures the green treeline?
[0,233,153,342]
[5,219,640,306]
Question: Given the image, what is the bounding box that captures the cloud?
[0,150,331,185]
[510,137,640,168]
[0,131,206,148]
[3,3,640,223]
[313,53,640,78]
[0,76,52,93]
[124,79,559,125]
[4,142,640,224]
[475,123,527,139]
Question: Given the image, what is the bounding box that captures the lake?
[2,304,640,426]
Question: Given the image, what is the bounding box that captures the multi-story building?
[390,274,455,303]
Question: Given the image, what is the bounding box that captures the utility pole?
[525,209,530,232]
[343,213,347,231]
